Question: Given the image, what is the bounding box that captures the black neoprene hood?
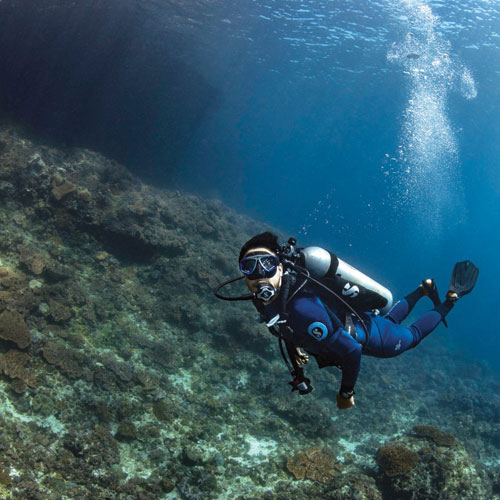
[238,232,280,263]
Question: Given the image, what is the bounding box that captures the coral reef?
[0,121,499,499]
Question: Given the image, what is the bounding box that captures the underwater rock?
[95,211,188,260]
[0,468,12,487]
[94,400,114,423]
[222,314,273,353]
[92,364,119,392]
[144,341,176,368]
[492,467,500,494]
[134,366,161,390]
[116,420,137,441]
[153,399,176,422]
[84,424,120,468]
[47,299,72,323]
[0,309,31,348]
[0,271,41,315]
[32,391,57,417]
[103,355,134,382]
[286,447,341,483]
[159,475,175,493]
[182,444,208,465]
[116,399,138,420]
[10,377,27,394]
[327,473,383,500]
[18,245,46,275]
[176,466,220,499]
[43,262,73,282]
[271,396,337,439]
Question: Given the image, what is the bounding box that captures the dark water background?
[0,0,498,366]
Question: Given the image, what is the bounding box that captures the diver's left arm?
[287,294,361,408]
[331,333,361,410]
[295,347,309,366]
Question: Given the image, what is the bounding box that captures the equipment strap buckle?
[266,314,280,327]
[344,314,357,340]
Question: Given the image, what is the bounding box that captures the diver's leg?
[432,298,455,320]
[370,307,444,357]
[406,290,457,346]
[384,285,424,324]
[408,309,444,345]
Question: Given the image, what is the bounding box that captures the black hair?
[239,232,280,262]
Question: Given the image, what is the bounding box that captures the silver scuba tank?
[299,246,393,314]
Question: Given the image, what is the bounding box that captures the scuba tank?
[284,242,393,315]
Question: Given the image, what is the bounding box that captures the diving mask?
[239,253,279,280]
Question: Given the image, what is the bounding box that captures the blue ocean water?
[179,0,499,369]
[0,2,499,497]
[0,0,497,366]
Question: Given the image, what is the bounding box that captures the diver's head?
[239,232,283,303]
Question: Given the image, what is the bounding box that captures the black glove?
[289,376,313,395]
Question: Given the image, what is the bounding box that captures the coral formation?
[376,445,419,477]
[286,447,341,483]
[0,349,35,389]
[0,310,31,348]
[51,175,77,201]
[376,428,489,499]
[414,424,457,446]
[42,340,82,379]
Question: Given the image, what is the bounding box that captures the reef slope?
[0,123,499,499]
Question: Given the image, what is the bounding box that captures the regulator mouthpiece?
[254,283,278,302]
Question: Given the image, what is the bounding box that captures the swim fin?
[422,279,448,328]
[447,260,479,300]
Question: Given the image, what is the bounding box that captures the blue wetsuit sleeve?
[335,336,362,392]
[288,295,362,392]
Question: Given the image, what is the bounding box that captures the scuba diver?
[214,232,479,410]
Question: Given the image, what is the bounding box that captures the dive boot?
[422,279,448,328]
